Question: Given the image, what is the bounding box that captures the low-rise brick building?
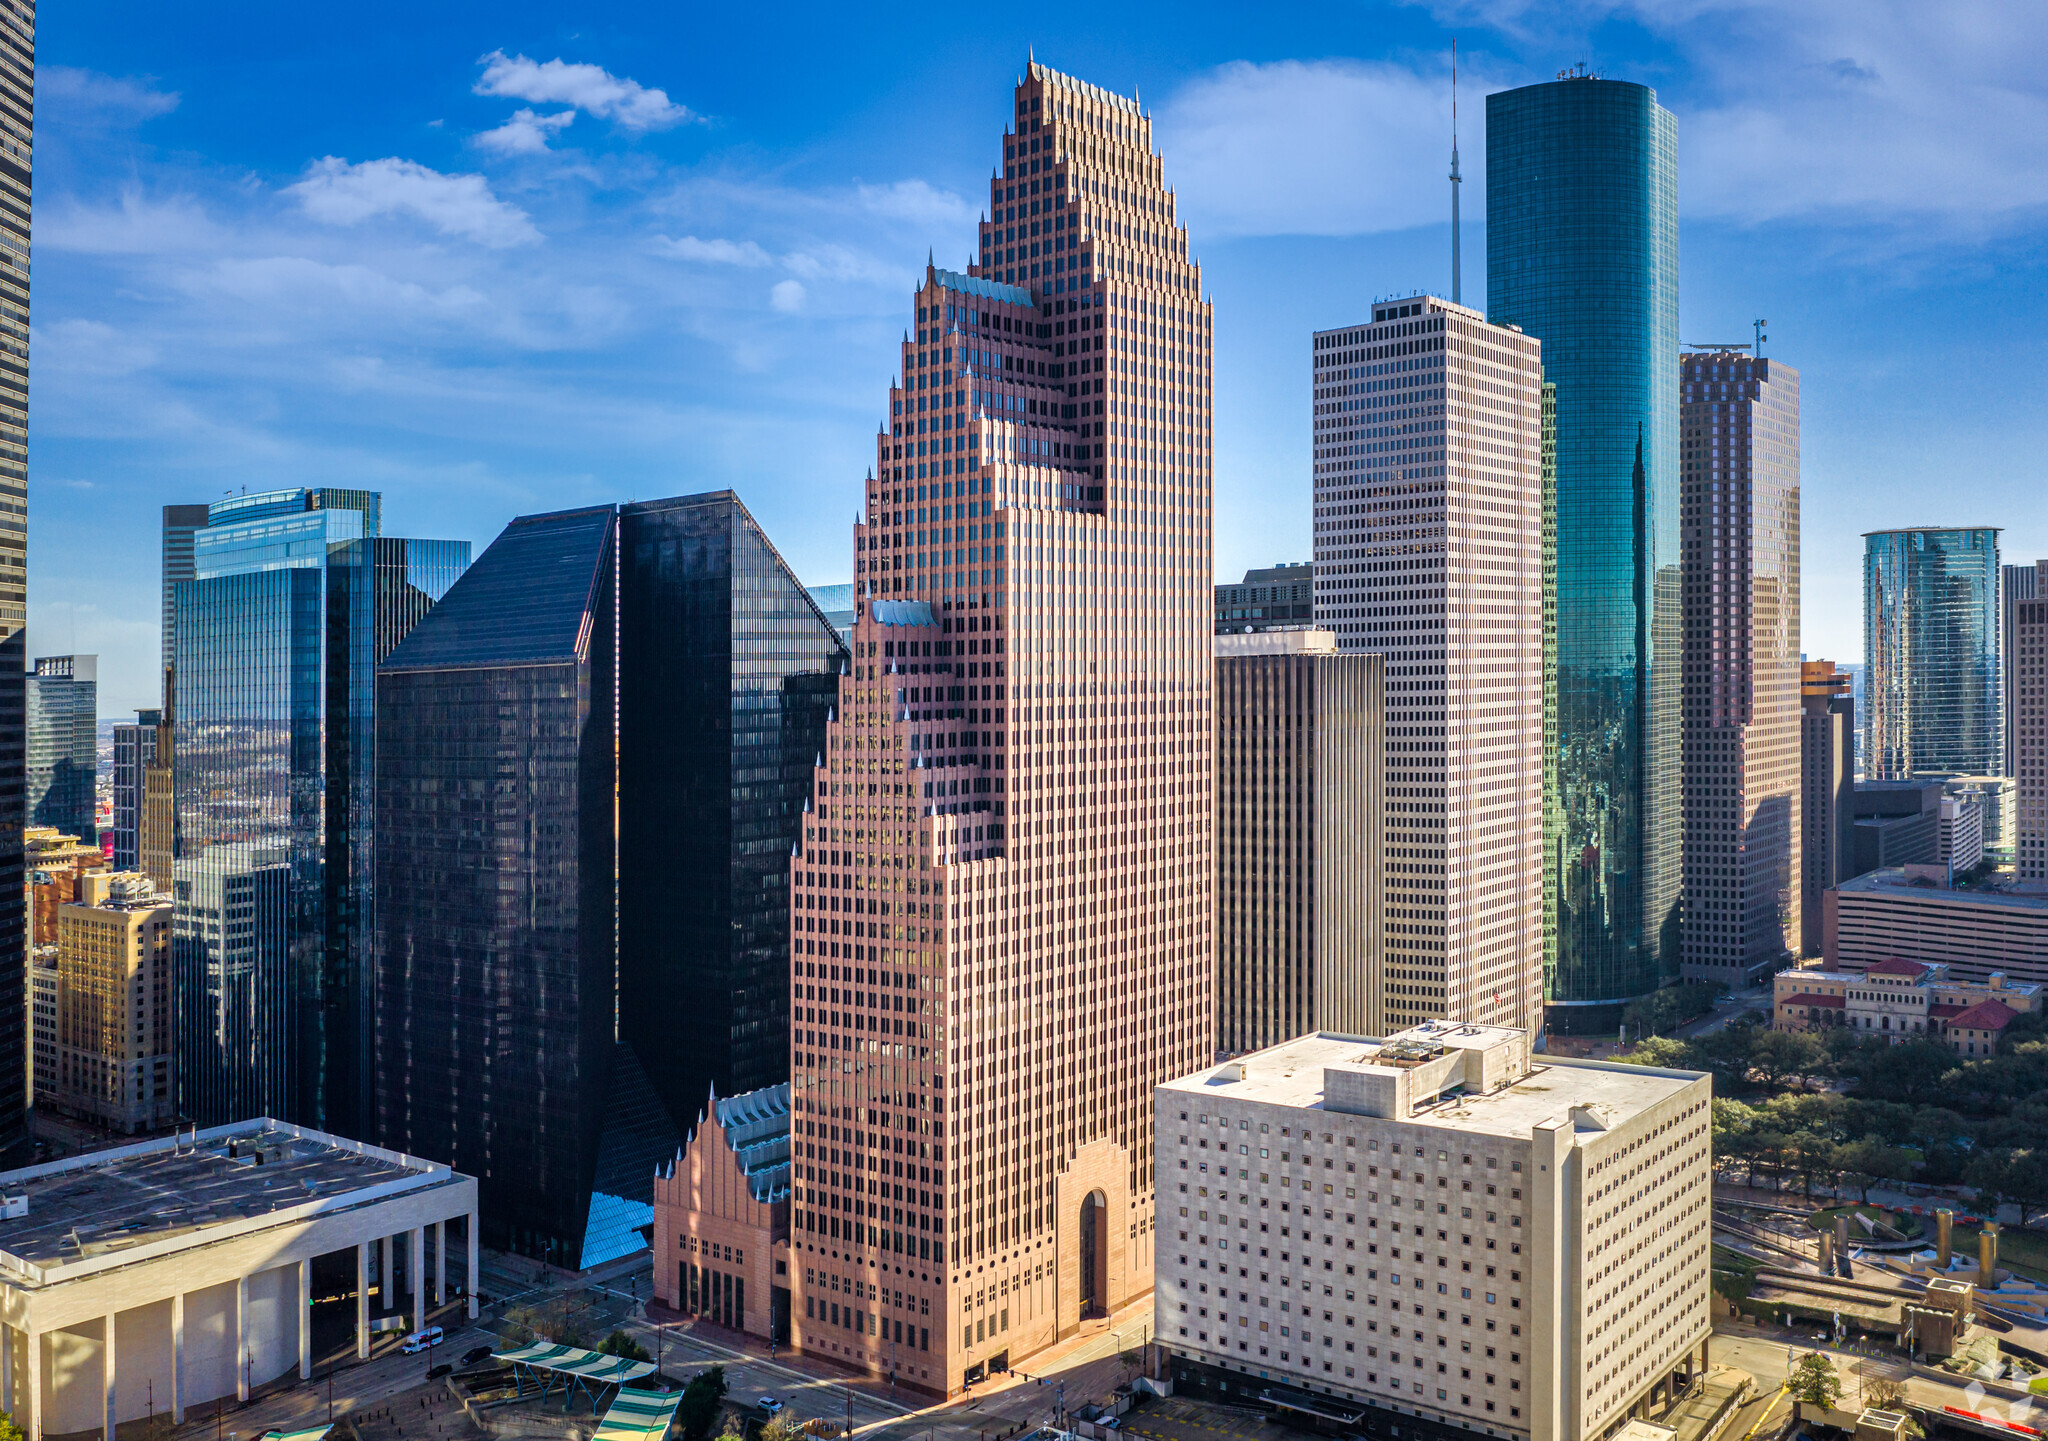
[1772,958,2036,1052]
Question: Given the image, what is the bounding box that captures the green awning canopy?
[593,1387,683,1441]
[493,1342,658,1385]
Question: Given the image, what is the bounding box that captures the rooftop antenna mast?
[1449,39,1462,304]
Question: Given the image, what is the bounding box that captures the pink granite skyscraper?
[783,62,1213,1394]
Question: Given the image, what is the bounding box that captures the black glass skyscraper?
[1489,74,1681,1031]
[374,507,638,1266]
[618,492,847,1128]
[374,494,843,1266]
[172,489,466,1131]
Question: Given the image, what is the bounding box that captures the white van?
[400,1326,445,1354]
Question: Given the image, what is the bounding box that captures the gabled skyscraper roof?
[382,506,616,672]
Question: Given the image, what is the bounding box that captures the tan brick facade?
[653,1093,789,1343]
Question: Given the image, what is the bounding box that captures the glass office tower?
[374,506,666,1267]
[1489,73,1681,1031]
[173,489,465,1130]
[26,655,97,840]
[617,492,846,1130]
[1864,527,2002,779]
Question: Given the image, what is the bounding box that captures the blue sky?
[38,0,2048,714]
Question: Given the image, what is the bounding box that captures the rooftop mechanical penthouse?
[1156,1023,1712,1441]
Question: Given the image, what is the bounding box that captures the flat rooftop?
[0,1121,440,1269]
[1839,869,2048,912]
[1163,1030,1701,1139]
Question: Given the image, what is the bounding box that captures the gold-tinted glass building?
[1213,630,1382,1049]
[1680,352,1801,983]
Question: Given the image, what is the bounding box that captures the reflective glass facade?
[373,506,643,1267]
[618,493,846,1129]
[1488,75,1681,1027]
[26,655,96,840]
[1864,527,2002,779]
[173,492,465,1131]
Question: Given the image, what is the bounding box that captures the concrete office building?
[1848,781,1943,877]
[1216,565,1313,634]
[24,828,106,952]
[1939,793,1985,875]
[785,61,1214,1395]
[1489,74,1682,1032]
[1801,662,1855,955]
[1824,869,2048,985]
[1310,296,1545,1032]
[1214,630,1383,1051]
[2004,562,2043,779]
[1865,528,2002,779]
[25,657,95,844]
[109,711,159,873]
[0,0,38,1167]
[1156,1023,1713,1441]
[44,873,173,1135]
[0,1121,477,1441]
[2015,567,2048,880]
[1679,352,1800,985]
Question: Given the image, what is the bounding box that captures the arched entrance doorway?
[1079,1190,1108,1319]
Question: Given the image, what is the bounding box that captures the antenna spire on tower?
[1450,39,1462,306]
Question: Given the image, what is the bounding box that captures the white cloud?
[474,107,577,155]
[35,318,157,379]
[286,157,541,247]
[1156,59,1474,239]
[475,51,695,131]
[655,234,773,266]
[770,279,806,312]
[41,66,179,123]
[1413,0,2048,231]
[856,180,974,229]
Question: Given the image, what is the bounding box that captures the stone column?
[467,1213,480,1320]
[3,1317,12,1416]
[235,1274,249,1401]
[378,1235,389,1307]
[299,1260,312,1380]
[356,1242,371,1360]
[411,1225,428,1333]
[102,1310,117,1441]
[171,1294,185,1424]
[435,1220,447,1305]
[27,1329,40,1441]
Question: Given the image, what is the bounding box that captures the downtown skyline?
[33,3,2048,714]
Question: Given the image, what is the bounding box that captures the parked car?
[401,1326,446,1354]
[462,1345,495,1367]
[758,1397,785,1417]
[427,1364,452,1380]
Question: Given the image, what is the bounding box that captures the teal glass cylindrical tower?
[1487,75,1680,1033]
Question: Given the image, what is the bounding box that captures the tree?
[678,1366,730,1441]
[1786,1353,1843,1411]
[1835,1136,1917,1203]
[1965,1150,2016,1222]
[760,1417,806,1441]
[598,1330,652,1363]
[1617,1036,1695,1070]
[2002,1150,2048,1226]
[1749,1029,1828,1092]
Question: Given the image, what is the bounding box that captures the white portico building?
[0,1120,478,1441]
